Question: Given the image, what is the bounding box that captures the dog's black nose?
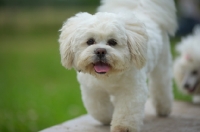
[95,48,107,58]
[184,83,190,89]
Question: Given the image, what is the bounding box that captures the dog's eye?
[191,70,198,75]
[87,38,95,45]
[108,39,117,46]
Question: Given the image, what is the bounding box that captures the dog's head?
[59,12,147,77]
[174,27,200,95]
[174,53,200,95]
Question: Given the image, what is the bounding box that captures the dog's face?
[59,12,147,77]
[175,53,200,94]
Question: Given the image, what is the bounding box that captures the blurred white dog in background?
[174,25,200,104]
[59,0,177,132]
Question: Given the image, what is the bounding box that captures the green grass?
[0,6,191,132]
[0,6,97,132]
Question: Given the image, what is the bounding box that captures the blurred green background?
[0,0,191,132]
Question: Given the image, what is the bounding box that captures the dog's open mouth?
[187,87,196,93]
[187,81,199,93]
[93,62,110,74]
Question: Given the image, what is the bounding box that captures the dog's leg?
[149,32,173,116]
[111,84,147,132]
[81,86,113,125]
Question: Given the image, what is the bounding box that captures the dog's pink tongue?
[94,62,110,73]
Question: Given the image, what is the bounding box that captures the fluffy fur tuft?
[99,0,177,36]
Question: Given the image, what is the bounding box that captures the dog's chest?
[77,72,138,94]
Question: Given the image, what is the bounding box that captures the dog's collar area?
[93,62,110,74]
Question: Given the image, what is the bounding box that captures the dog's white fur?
[174,25,200,104]
[59,0,177,131]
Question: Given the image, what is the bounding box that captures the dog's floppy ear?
[59,12,92,69]
[124,17,148,69]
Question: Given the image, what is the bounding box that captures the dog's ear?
[124,19,148,69]
[59,12,92,69]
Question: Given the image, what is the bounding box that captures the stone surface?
[40,100,200,132]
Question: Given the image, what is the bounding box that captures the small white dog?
[59,0,177,132]
[174,26,200,104]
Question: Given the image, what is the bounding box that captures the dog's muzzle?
[93,48,110,74]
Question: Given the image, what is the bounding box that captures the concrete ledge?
[40,100,200,132]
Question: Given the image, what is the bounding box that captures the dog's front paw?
[156,103,171,117]
[153,99,172,117]
[111,125,138,132]
[154,101,171,117]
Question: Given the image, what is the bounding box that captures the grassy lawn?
[0,6,191,132]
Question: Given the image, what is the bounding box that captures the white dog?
[59,0,177,132]
[174,26,200,104]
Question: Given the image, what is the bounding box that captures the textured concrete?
[40,100,200,132]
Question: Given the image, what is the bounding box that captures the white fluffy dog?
[59,0,177,132]
[174,26,200,104]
